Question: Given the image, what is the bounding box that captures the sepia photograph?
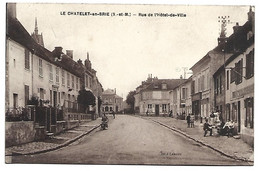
[4,1,255,166]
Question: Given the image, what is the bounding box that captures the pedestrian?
[146,110,149,116]
[112,110,115,119]
[190,114,195,128]
[186,114,191,128]
[203,118,212,137]
[169,110,173,117]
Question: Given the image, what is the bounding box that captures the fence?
[63,100,85,113]
[5,106,35,122]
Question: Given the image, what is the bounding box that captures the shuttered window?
[25,49,30,70]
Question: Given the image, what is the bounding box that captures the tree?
[77,88,96,113]
[126,90,136,114]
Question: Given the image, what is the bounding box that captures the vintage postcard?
[5,2,254,166]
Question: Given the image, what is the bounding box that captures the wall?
[7,40,32,109]
[225,45,254,147]
[5,121,36,147]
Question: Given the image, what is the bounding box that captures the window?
[76,78,79,90]
[39,88,44,99]
[49,64,53,82]
[67,73,70,87]
[89,77,92,88]
[148,104,152,109]
[62,70,65,86]
[24,85,29,105]
[50,90,52,105]
[230,68,235,83]
[201,75,205,91]
[162,83,167,90]
[235,59,243,85]
[25,49,30,70]
[85,75,88,87]
[39,59,43,77]
[226,70,229,90]
[191,80,195,94]
[72,75,74,89]
[216,77,219,95]
[182,88,187,99]
[246,50,254,79]
[244,97,253,129]
[162,104,167,112]
[219,75,222,94]
[56,67,59,84]
[13,93,18,109]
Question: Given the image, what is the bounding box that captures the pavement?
[5,118,103,157]
[144,116,254,163]
[5,114,254,164]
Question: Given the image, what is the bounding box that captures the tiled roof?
[6,16,81,77]
[103,89,116,95]
[143,79,187,91]
[190,21,253,71]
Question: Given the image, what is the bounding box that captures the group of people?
[186,114,195,128]
[203,111,235,137]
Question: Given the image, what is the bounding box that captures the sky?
[15,3,250,100]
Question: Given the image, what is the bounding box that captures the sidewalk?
[146,116,254,163]
[5,118,103,157]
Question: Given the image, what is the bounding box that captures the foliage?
[126,90,136,113]
[77,88,96,112]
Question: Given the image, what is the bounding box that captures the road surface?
[11,115,248,165]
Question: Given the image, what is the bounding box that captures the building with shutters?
[6,4,103,114]
[134,75,186,116]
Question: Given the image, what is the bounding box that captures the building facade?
[134,75,185,116]
[6,4,102,114]
[212,7,254,146]
[102,89,123,113]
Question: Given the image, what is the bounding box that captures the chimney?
[77,59,82,65]
[233,22,240,34]
[248,6,255,34]
[52,47,63,57]
[114,88,116,94]
[66,50,73,59]
[7,3,16,19]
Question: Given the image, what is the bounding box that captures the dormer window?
[162,83,167,90]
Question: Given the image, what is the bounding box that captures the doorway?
[155,105,159,116]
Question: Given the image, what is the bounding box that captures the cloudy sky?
[15,3,250,100]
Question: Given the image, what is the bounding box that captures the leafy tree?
[126,90,136,113]
[77,88,96,113]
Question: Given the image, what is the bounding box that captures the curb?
[6,124,100,157]
[141,116,253,163]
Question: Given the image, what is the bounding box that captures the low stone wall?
[65,120,79,130]
[5,121,36,147]
[241,134,254,148]
[56,121,66,134]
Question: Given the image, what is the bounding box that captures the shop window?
[244,98,254,129]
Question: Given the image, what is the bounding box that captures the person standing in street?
[112,110,115,119]
[186,114,191,128]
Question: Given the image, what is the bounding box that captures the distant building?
[134,75,186,116]
[102,89,123,113]
[31,18,44,47]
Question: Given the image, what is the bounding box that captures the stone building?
[6,4,103,113]
[213,7,254,146]
[134,75,185,116]
[102,89,123,113]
